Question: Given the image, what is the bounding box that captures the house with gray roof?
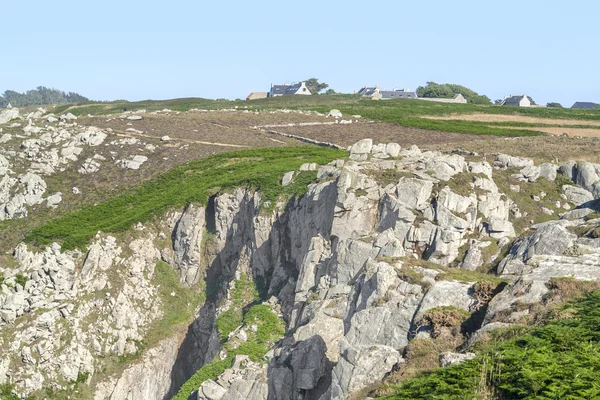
[357,86,379,97]
[268,82,311,97]
[357,86,417,100]
[381,89,417,99]
[571,102,597,109]
[501,95,535,107]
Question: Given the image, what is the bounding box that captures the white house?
[268,82,312,97]
[501,95,535,107]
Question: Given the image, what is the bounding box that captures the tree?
[324,89,336,95]
[0,87,89,107]
[547,102,563,108]
[416,82,491,104]
[304,78,329,95]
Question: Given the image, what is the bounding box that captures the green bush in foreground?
[380,291,600,399]
[26,146,346,251]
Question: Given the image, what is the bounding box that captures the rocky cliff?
[2,135,600,399]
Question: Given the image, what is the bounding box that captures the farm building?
[357,86,417,100]
[246,92,268,101]
[268,82,311,97]
[501,95,535,107]
[418,93,467,104]
[571,102,597,109]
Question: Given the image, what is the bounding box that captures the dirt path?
[114,131,251,148]
[424,113,600,127]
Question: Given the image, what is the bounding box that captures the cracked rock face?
[4,138,600,399]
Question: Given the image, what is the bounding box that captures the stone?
[268,335,331,399]
[396,178,434,209]
[299,163,317,171]
[329,341,402,399]
[563,185,594,205]
[0,108,20,124]
[79,158,100,174]
[496,154,534,169]
[117,155,148,170]
[498,222,577,275]
[520,165,541,182]
[173,204,205,285]
[60,113,77,121]
[76,127,107,146]
[539,163,557,181]
[459,240,488,271]
[349,139,373,160]
[385,143,401,158]
[487,218,515,239]
[126,115,143,120]
[440,352,476,367]
[282,171,295,186]
[161,135,171,141]
[197,380,227,399]
[46,192,62,208]
[327,109,343,118]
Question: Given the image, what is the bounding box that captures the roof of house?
[572,102,597,109]
[502,95,535,106]
[246,92,268,100]
[381,90,417,99]
[358,86,378,96]
[271,83,304,95]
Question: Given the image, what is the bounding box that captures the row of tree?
[0,86,89,108]
[416,82,491,104]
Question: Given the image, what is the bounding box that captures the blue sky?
[2,1,598,106]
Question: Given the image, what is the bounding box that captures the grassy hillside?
[26,146,346,251]
[50,95,600,138]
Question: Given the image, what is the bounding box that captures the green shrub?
[26,147,346,251]
[14,274,27,287]
[380,291,600,399]
[173,304,284,400]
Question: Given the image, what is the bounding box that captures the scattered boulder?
[563,185,594,205]
[0,108,20,124]
[327,109,343,118]
[439,352,476,367]
[117,155,148,170]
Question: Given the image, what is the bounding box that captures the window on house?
[303,88,307,91]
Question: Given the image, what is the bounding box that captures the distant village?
[246,82,598,109]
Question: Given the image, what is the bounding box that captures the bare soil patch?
[279,122,491,149]
[498,126,600,137]
[284,122,600,164]
[424,113,600,127]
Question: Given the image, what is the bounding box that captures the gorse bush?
[380,291,600,399]
[25,146,346,251]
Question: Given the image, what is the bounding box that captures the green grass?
[215,273,259,341]
[402,258,508,285]
[174,304,284,400]
[51,95,600,138]
[146,261,205,345]
[378,291,600,400]
[25,146,346,251]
